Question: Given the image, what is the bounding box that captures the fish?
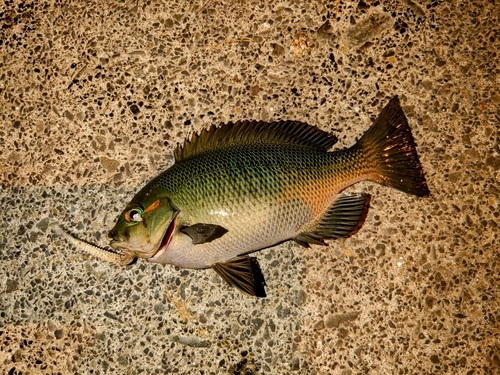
[58,96,429,297]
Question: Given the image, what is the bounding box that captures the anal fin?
[295,193,371,248]
[212,256,266,297]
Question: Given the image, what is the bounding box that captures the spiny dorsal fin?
[174,120,338,162]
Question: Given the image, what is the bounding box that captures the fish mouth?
[149,210,179,260]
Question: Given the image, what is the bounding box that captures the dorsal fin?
[174,120,338,162]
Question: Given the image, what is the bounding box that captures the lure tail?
[54,225,135,266]
[358,96,430,197]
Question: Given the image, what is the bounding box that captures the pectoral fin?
[212,256,266,297]
[295,193,371,247]
[181,223,228,245]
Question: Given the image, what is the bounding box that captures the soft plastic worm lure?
[54,225,134,266]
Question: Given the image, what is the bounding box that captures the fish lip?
[109,239,124,251]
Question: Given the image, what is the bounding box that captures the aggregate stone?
[1,1,498,374]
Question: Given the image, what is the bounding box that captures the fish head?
[108,190,179,259]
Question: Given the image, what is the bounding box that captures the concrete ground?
[1,0,499,374]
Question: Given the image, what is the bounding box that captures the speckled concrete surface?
[1,0,499,374]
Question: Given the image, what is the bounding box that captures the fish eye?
[124,207,144,223]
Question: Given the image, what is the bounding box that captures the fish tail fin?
[357,96,430,197]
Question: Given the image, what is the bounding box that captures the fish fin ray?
[174,121,338,161]
[294,238,312,248]
[294,233,327,247]
[295,193,371,245]
[358,96,430,197]
[212,256,266,297]
[180,223,228,245]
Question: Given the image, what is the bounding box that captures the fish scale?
[142,142,371,268]
[60,96,429,297]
